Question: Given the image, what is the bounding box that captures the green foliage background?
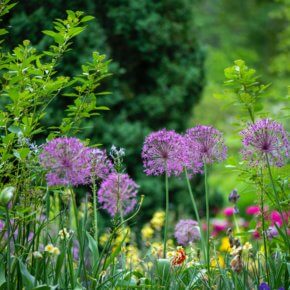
[3,0,289,221]
[4,0,205,222]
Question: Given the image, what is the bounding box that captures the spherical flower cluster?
[142,129,186,176]
[89,148,114,180]
[98,173,139,217]
[39,137,91,186]
[185,125,227,164]
[240,119,289,167]
[174,219,200,246]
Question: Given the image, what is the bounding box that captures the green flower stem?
[71,189,88,287]
[45,186,50,244]
[6,206,11,290]
[233,213,240,234]
[260,168,269,284]
[184,167,206,262]
[163,171,169,258]
[265,154,289,248]
[204,162,211,278]
[92,179,99,258]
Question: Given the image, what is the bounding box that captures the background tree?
[4,0,205,222]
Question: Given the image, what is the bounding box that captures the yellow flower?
[58,228,71,240]
[150,211,165,230]
[126,245,140,265]
[151,242,163,257]
[44,244,54,253]
[115,226,131,245]
[99,232,110,247]
[219,237,231,252]
[243,242,252,251]
[210,255,225,268]
[45,244,60,256]
[52,247,60,256]
[141,224,154,240]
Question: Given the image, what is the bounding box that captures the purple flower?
[142,129,186,176]
[182,136,203,175]
[228,189,240,204]
[259,282,270,290]
[40,137,91,186]
[88,148,114,180]
[266,226,279,240]
[174,219,200,246]
[185,125,227,164]
[98,173,139,217]
[241,119,289,167]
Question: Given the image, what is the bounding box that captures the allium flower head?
[142,129,186,176]
[185,125,227,164]
[241,119,289,167]
[98,173,139,217]
[174,219,200,246]
[39,137,91,186]
[89,148,114,180]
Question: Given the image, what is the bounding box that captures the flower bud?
[0,186,15,205]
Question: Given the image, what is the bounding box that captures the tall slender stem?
[71,189,88,287]
[6,206,11,290]
[163,171,169,258]
[92,179,99,258]
[45,186,50,244]
[204,162,210,276]
[260,167,269,284]
[184,168,206,261]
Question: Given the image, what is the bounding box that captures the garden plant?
[0,1,289,289]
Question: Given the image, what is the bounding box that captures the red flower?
[171,247,186,266]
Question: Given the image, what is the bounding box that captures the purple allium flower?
[185,125,227,164]
[88,148,114,180]
[182,136,203,175]
[174,219,200,246]
[39,137,91,186]
[259,282,270,290]
[241,119,289,167]
[228,189,240,204]
[98,173,139,217]
[142,129,186,176]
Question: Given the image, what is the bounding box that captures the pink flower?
[270,211,283,227]
[246,205,260,215]
[223,207,235,216]
[253,229,260,239]
[211,218,228,233]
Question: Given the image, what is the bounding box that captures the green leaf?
[8,125,21,134]
[18,259,35,290]
[80,15,94,23]
[86,231,99,264]
[0,263,5,287]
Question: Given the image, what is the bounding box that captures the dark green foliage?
[5,0,205,220]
